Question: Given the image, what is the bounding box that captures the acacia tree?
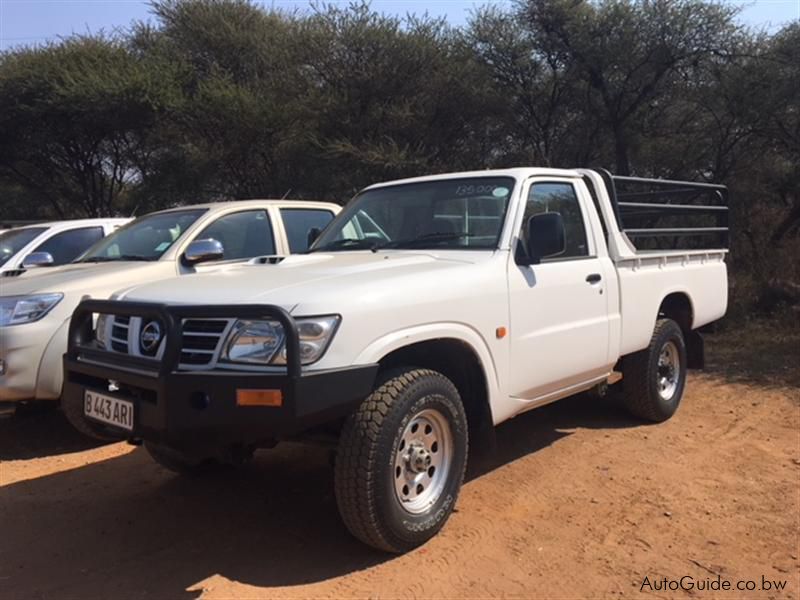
[520,0,740,175]
[757,23,799,246]
[135,0,314,200]
[468,6,594,167]
[300,3,497,196]
[0,36,179,217]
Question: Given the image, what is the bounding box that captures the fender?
[655,286,696,328]
[654,287,709,369]
[35,317,70,400]
[619,284,695,356]
[354,322,503,422]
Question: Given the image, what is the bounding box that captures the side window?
[196,210,275,260]
[34,227,104,265]
[280,209,336,252]
[524,183,589,259]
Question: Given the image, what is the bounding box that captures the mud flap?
[686,330,705,369]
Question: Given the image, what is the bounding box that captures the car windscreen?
[80,210,206,262]
[0,227,48,267]
[311,177,515,252]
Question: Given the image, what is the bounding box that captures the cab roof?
[363,168,584,191]
[13,218,129,230]
[152,199,340,213]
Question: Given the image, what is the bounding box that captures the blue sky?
[1,0,798,50]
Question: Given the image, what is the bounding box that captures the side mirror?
[307,227,322,249]
[182,239,224,266]
[516,212,565,266]
[22,252,54,268]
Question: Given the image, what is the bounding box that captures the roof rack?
[598,169,729,251]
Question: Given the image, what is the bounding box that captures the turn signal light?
[236,389,283,407]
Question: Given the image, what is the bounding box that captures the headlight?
[223,320,285,364]
[222,315,340,366]
[0,293,63,326]
[94,313,111,349]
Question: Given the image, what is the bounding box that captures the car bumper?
[62,299,379,450]
[0,321,51,402]
[63,357,379,447]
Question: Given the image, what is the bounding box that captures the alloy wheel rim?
[393,407,453,515]
[657,341,680,400]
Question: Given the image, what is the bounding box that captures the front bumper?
[0,319,53,402]
[63,300,379,449]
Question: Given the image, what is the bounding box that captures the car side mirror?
[182,239,224,266]
[307,227,322,249]
[22,252,54,269]
[516,212,565,266]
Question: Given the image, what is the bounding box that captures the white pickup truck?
[0,218,130,275]
[0,200,339,421]
[63,168,728,553]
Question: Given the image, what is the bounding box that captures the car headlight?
[94,313,111,349]
[222,315,340,366]
[0,293,63,326]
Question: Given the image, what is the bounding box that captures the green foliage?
[299,4,494,192]
[519,0,742,174]
[0,35,182,217]
[0,0,797,314]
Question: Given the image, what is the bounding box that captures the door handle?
[586,273,602,284]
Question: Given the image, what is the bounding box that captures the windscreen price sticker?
[454,185,509,197]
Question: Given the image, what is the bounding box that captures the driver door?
[507,179,611,400]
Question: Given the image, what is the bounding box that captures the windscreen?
[80,210,206,262]
[311,177,515,252]
[0,227,48,267]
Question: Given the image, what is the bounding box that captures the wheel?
[621,318,687,422]
[61,393,118,441]
[334,368,469,553]
[144,441,214,475]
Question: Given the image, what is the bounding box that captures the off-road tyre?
[621,318,687,422]
[334,368,469,553]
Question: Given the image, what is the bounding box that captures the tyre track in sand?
[1,356,798,599]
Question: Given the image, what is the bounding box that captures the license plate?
[84,390,134,431]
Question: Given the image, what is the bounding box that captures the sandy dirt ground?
[1,323,798,599]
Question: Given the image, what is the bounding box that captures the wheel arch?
[35,317,69,400]
[359,328,499,447]
[657,291,703,368]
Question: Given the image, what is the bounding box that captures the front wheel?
[621,318,687,422]
[334,368,468,553]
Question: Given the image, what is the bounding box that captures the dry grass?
[705,316,800,391]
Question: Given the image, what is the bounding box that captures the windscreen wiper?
[80,254,154,263]
[380,232,475,249]
[307,238,381,253]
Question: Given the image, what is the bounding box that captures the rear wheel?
[621,318,687,422]
[334,368,468,553]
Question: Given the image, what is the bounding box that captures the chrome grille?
[180,319,228,365]
[110,316,130,353]
[104,315,230,368]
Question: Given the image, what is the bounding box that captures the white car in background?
[0,219,130,276]
[0,199,339,419]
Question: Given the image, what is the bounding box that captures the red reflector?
[236,389,283,407]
